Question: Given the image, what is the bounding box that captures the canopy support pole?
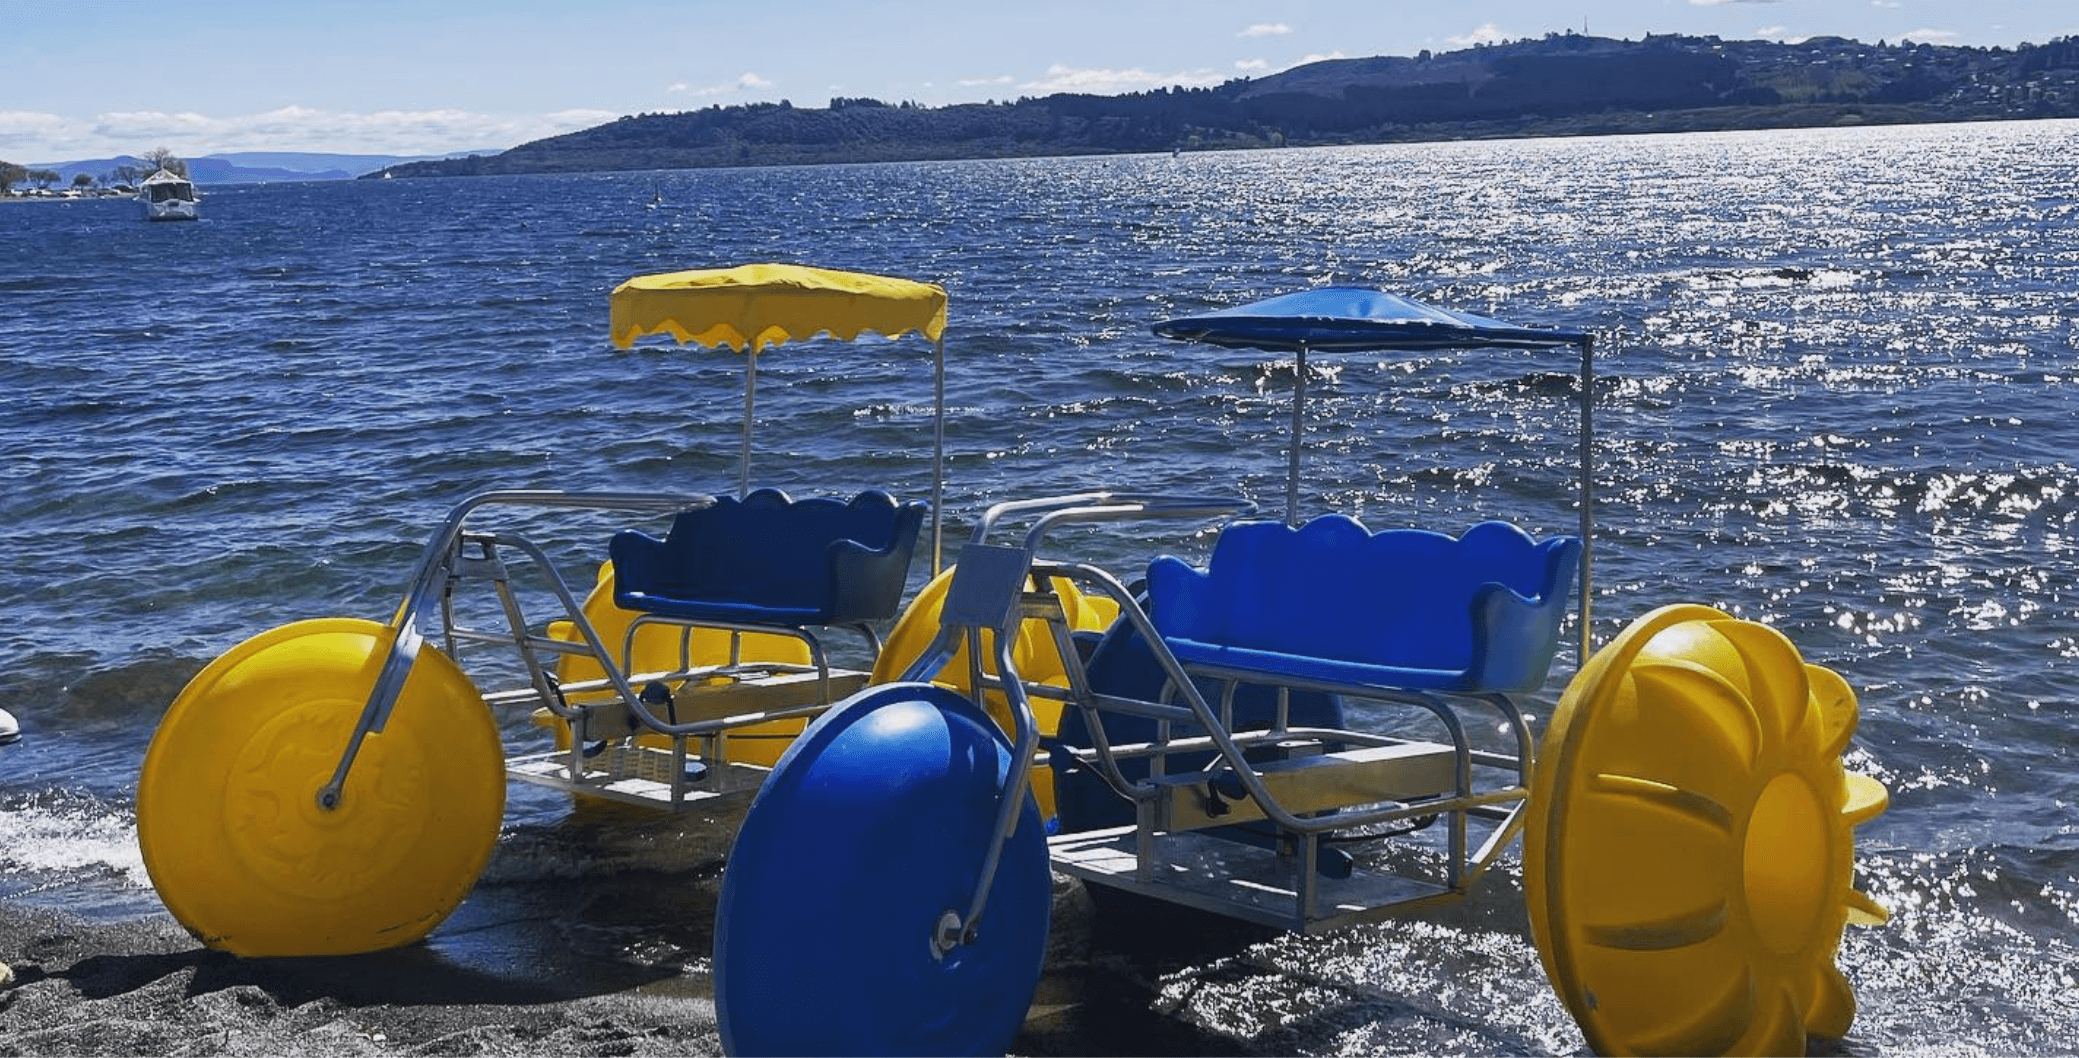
[1576,334,1595,663]
[932,334,947,573]
[740,348,757,498]
[1287,342,1308,526]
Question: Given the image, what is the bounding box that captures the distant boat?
[138,168,199,221]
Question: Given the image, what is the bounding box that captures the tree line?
[1,147,186,195]
[376,32,2079,179]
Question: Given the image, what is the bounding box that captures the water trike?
[710,288,1891,1056]
[133,269,1888,1058]
[134,264,1032,954]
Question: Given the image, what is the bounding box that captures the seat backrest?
[1148,515,1578,679]
[623,488,926,619]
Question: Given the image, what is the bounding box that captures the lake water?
[3,118,2077,1054]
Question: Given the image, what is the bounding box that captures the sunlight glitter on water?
[4,118,2079,1054]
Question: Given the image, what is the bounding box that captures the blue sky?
[6,0,2075,163]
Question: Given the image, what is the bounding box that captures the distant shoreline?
[371,31,2079,180]
[2,191,137,202]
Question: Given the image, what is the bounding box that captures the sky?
[5,0,2076,164]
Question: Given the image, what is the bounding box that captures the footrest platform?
[1049,824,1458,933]
[1151,740,1459,831]
[506,745,770,810]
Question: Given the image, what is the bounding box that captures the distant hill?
[39,151,492,185]
[374,32,2079,178]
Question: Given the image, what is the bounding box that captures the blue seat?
[1145,516,1580,696]
[608,488,928,629]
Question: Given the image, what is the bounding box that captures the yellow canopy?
[610,263,948,351]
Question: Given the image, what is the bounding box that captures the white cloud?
[1235,58,1269,71]
[1,103,615,160]
[682,72,775,98]
[957,75,1016,87]
[1240,23,1291,38]
[1871,1,1901,8]
[1755,24,1789,38]
[0,110,71,152]
[672,73,775,97]
[1901,26,1959,43]
[1448,22,1507,47]
[1690,0,1782,6]
[1020,63,1225,95]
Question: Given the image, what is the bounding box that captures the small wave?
[0,789,150,890]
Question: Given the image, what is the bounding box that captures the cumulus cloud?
[0,110,85,159]
[1448,22,1507,47]
[675,72,775,98]
[1020,63,1225,95]
[1240,23,1291,38]
[958,75,1015,87]
[1235,58,1269,71]
[1,103,615,159]
[1901,26,1959,43]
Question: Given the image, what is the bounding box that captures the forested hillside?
[373,32,2079,177]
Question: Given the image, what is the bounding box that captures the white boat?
[138,168,198,221]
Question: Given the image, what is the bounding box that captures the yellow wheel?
[1526,605,1889,1056]
[871,564,1120,819]
[138,618,504,957]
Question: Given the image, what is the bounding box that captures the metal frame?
[904,491,1560,946]
[314,490,880,814]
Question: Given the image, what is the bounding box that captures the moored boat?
[137,168,197,221]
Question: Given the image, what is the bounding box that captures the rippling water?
[4,119,2077,1054]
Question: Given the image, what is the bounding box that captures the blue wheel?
[716,683,1052,1057]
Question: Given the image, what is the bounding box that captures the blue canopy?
[1151,284,1597,659]
[1151,286,1591,353]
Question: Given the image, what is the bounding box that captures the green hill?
[370,32,2079,178]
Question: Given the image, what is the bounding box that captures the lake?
[3,117,2077,1054]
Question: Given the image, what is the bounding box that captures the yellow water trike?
[135,264,1105,954]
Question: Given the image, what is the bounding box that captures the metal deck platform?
[506,745,772,810]
[1049,825,1462,933]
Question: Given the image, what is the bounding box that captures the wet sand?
[0,871,1272,1057]
[0,785,1551,1057]
[0,901,725,1056]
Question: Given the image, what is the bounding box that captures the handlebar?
[968,491,1258,554]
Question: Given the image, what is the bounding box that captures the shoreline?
[0,866,1304,1057]
[0,858,1565,1058]
[0,901,727,1056]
